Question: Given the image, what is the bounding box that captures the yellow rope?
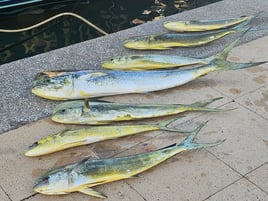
[0,12,109,35]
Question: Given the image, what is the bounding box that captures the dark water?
[0,0,221,64]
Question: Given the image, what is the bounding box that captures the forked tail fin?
[156,116,192,133]
[206,27,267,71]
[177,121,225,150]
[187,97,233,112]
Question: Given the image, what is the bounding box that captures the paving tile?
[205,178,268,201]
[236,85,268,120]
[27,184,145,201]
[112,130,240,201]
[0,119,95,201]
[0,187,10,201]
[207,36,268,99]
[24,194,75,201]
[246,163,268,193]
[183,102,268,175]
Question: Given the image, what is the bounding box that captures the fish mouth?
[51,115,61,123]
[31,87,46,98]
[33,177,50,194]
[32,87,67,101]
[51,115,74,124]
[24,141,39,156]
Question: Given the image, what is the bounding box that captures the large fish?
[25,117,190,156]
[163,15,255,32]
[51,97,224,125]
[32,35,266,100]
[33,122,224,198]
[123,26,246,50]
[101,54,213,70]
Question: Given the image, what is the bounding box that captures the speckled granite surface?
[1,0,268,134]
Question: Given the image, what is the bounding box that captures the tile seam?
[125,182,148,201]
[204,153,268,198]
[211,83,267,101]
[19,193,37,201]
[234,98,268,121]
[206,87,268,121]
[244,176,268,195]
[202,177,243,201]
[0,185,12,201]
[244,162,268,194]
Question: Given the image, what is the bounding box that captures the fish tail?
[187,97,229,112]
[177,121,225,151]
[233,12,263,29]
[157,116,191,133]
[210,27,267,71]
[203,26,250,63]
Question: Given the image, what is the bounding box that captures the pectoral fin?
[78,187,107,198]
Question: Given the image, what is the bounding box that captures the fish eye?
[43,176,49,181]
[29,141,39,149]
[40,175,50,183]
[59,109,66,114]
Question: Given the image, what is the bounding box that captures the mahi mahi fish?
[101,54,214,70]
[32,35,266,100]
[123,26,247,50]
[163,15,255,32]
[51,97,224,125]
[25,117,190,156]
[33,122,224,198]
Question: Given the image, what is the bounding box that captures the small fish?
[51,97,224,125]
[163,15,255,32]
[25,117,189,156]
[123,26,245,50]
[101,54,213,70]
[33,122,225,198]
[32,33,266,100]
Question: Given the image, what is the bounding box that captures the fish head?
[32,72,74,100]
[164,21,188,32]
[25,135,56,157]
[123,36,152,50]
[33,164,74,195]
[102,56,128,69]
[52,101,85,124]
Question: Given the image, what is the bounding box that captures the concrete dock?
[0,0,267,200]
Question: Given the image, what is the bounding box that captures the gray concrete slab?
[205,178,268,201]
[0,187,11,201]
[181,102,268,176]
[246,163,268,193]
[1,0,268,134]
